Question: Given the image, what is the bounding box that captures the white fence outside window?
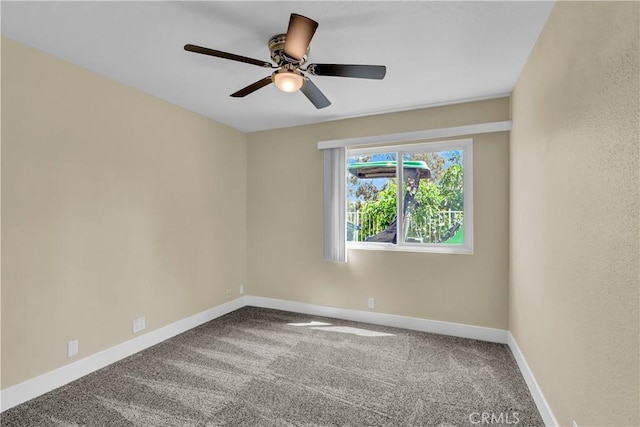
[347,209,463,243]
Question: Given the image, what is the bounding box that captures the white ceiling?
[1,1,554,133]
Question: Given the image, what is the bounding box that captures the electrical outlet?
[239,284,244,294]
[67,340,79,358]
[226,288,231,298]
[368,297,375,309]
[132,316,146,333]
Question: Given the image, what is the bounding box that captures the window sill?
[346,242,473,255]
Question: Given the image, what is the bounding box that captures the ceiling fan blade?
[230,76,273,97]
[184,44,273,68]
[307,64,386,80]
[300,78,331,109]
[283,13,318,61]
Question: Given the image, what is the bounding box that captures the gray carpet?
[1,307,544,426]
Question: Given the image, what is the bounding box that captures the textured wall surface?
[247,98,511,330]
[1,38,247,388]
[510,2,639,426]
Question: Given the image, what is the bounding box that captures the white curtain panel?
[322,147,346,262]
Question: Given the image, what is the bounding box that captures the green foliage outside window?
[357,163,464,243]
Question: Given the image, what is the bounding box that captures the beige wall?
[1,38,247,388]
[510,2,639,426]
[247,98,510,329]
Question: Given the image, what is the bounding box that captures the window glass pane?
[346,152,397,242]
[401,150,464,245]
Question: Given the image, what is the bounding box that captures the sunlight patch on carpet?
[287,321,332,326]
[309,326,395,337]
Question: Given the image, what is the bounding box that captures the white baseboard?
[244,296,508,344]
[507,332,558,427]
[0,297,246,412]
[2,295,553,427]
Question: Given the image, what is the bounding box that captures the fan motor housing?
[268,33,308,66]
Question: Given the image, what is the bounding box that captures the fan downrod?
[268,34,308,66]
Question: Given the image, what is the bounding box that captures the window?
[321,121,509,261]
[346,139,473,254]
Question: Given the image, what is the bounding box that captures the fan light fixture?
[273,69,304,93]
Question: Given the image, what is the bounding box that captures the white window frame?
[319,120,510,260]
[346,138,473,255]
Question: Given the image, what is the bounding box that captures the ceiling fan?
[184,13,387,109]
